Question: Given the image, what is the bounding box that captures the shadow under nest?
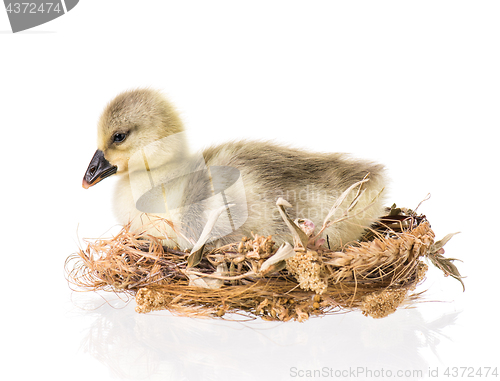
[67,181,463,322]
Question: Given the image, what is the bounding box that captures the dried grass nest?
[66,182,463,322]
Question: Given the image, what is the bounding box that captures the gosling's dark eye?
[113,133,127,143]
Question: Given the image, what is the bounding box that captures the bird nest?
[66,182,463,322]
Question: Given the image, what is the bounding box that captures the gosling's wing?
[203,140,385,191]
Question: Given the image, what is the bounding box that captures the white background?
[1,1,499,380]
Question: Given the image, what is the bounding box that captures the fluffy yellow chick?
[83,89,387,249]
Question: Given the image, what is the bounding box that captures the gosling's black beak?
[82,150,118,189]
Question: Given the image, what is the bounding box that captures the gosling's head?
[83,88,184,189]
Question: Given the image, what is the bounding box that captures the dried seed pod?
[211,254,224,263]
[295,308,309,322]
[237,241,245,253]
[233,254,246,264]
[246,251,260,260]
[256,298,269,312]
[265,242,274,254]
[294,218,316,236]
[245,241,253,251]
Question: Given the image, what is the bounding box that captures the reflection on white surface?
[69,292,460,381]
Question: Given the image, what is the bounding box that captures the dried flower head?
[361,289,408,319]
[286,250,327,294]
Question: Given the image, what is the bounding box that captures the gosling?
[83,89,387,249]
